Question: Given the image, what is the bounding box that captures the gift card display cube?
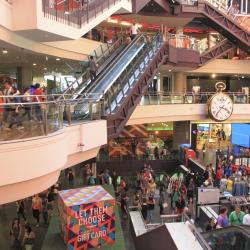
[58,185,115,250]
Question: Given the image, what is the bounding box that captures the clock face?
[208,93,233,122]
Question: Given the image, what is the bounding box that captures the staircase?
[200,38,235,65]
[181,1,250,52]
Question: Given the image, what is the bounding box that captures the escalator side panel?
[106,41,169,138]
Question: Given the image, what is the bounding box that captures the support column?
[172,121,190,149]
[173,72,187,93]
[16,67,33,92]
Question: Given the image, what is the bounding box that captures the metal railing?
[140,91,250,105]
[177,0,250,32]
[166,33,228,55]
[42,0,130,28]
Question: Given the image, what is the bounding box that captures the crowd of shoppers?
[8,186,56,249]
[0,81,45,132]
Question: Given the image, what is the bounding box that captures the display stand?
[58,185,115,250]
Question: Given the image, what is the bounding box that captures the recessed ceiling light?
[212,73,216,78]
[44,67,47,70]
[33,63,37,66]
[241,76,245,79]
[2,49,8,54]
[56,58,60,61]
[169,69,172,72]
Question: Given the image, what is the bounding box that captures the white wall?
[11,0,132,40]
[127,104,250,125]
[190,59,250,75]
[0,120,107,204]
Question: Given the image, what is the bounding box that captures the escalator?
[179,1,250,52]
[202,226,250,250]
[61,36,126,99]
[71,33,168,137]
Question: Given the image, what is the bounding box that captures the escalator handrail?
[60,36,125,99]
[78,34,146,99]
[202,225,250,237]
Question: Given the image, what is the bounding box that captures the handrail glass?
[0,94,101,142]
[140,92,250,105]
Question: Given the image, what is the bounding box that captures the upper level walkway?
[0,0,132,41]
[0,91,249,203]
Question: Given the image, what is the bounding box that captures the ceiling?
[0,39,81,77]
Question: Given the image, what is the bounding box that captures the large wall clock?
[208,82,233,122]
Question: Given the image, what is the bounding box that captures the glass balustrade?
[140,92,250,105]
[0,94,101,142]
[0,91,249,142]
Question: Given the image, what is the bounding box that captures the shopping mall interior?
[0,0,250,249]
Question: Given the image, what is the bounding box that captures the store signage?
[58,186,115,250]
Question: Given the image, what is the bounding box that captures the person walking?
[7,87,24,130]
[3,81,13,130]
[147,194,155,223]
[67,168,75,187]
[229,205,245,226]
[31,194,42,227]
[16,199,27,223]
[0,89,4,130]
[243,207,250,225]
[9,218,22,249]
[22,87,32,121]
[159,186,166,215]
[130,23,140,39]
[89,56,97,82]
[217,207,229,228]
[33,83,43,122]
[22,225,35,250]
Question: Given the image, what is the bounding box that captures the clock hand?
[216,108,222,116]
[220,106,230,114]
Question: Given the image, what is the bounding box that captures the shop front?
[100,122,174,160]
[192,122,232,150]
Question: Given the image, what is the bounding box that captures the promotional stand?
[58,185,116,250]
